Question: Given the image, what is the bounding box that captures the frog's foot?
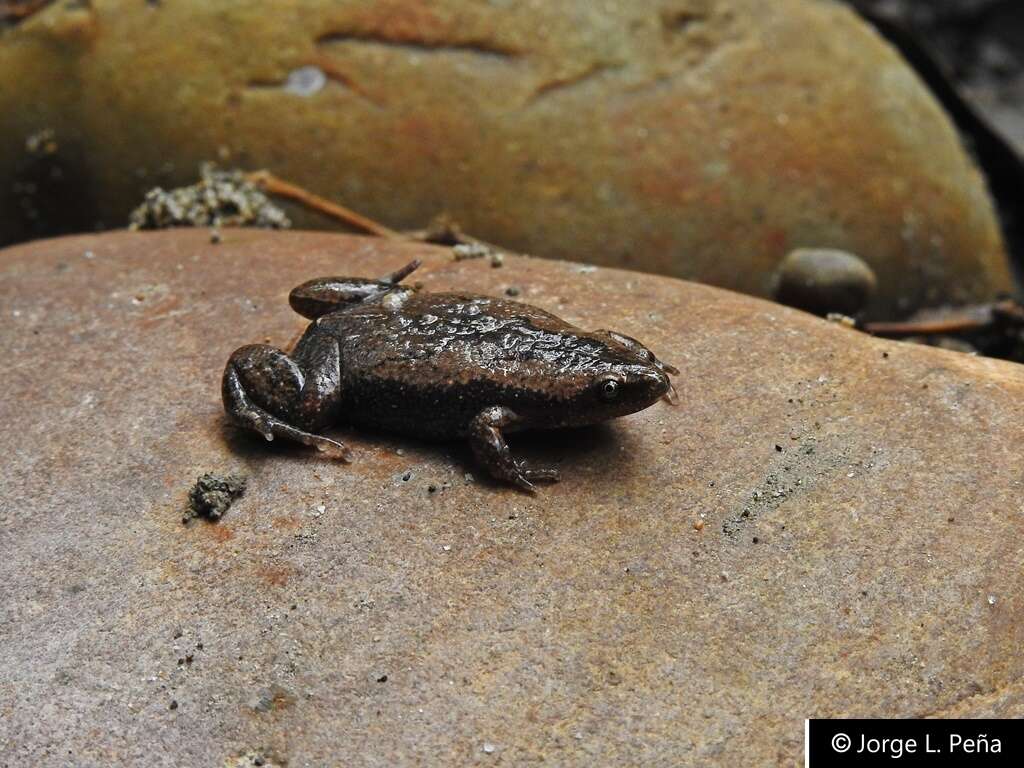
[469,406,561,493]
[222,345,352,462]
[289,260,423,319]
[259,417,352,462]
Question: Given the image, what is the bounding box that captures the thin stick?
[863,299,1024,337]
[249,171,514,262]
[246,170,403,239]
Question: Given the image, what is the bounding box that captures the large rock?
[1,229,1022,765]
[0,0,1013,317]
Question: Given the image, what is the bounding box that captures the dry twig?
[246,170,403,240]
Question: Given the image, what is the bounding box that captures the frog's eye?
[599,378,620,402]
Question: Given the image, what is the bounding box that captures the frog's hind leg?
[289,260,422,319]
[222,344,351,461]
[469,406,560,493]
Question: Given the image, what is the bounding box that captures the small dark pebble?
[169,700,178,711]
[773,248,877,317]
[505,286,520,297]
[377,674,388,683]
[427,484,437,494]
[402,471,412,482]
[752,536,760,544]
[775,444,783,452]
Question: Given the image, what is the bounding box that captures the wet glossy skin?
[223,261,678,490]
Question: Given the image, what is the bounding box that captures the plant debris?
[452,242,492,261]
[184,472,247,522]
[862,298,1024,358]
[246,169,398,237]
[130,165,291,231]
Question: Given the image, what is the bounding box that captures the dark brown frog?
[223,261,677,490]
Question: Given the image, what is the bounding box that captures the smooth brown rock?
[0,0,1013,317]
[1,230,1023,766]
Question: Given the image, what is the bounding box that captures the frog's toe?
[512,475,538,493]
[253,419,276,442]
[512,462,560,492]
[522,464,560,483]
[247,415,352,463]
[313,435,353,462]
[661,361,680,376]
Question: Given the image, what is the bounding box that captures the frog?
[222,260,678,491]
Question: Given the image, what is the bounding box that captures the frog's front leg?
[468,407,560,492]
[222,342,351,460]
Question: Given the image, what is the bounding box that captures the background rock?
[0,0,1013,317]
[1,229,1022,766]
[850,0,1024,152]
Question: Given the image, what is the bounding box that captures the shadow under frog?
[222,260,678,491]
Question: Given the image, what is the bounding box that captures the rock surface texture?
[1,230,1023,766]
[0,0,1013,317]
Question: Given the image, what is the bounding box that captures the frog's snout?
[639,367,676,408]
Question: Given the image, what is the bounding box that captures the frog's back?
[313,292,612,438]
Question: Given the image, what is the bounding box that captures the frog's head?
[576,362,674,422]
[536,337,678,427]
